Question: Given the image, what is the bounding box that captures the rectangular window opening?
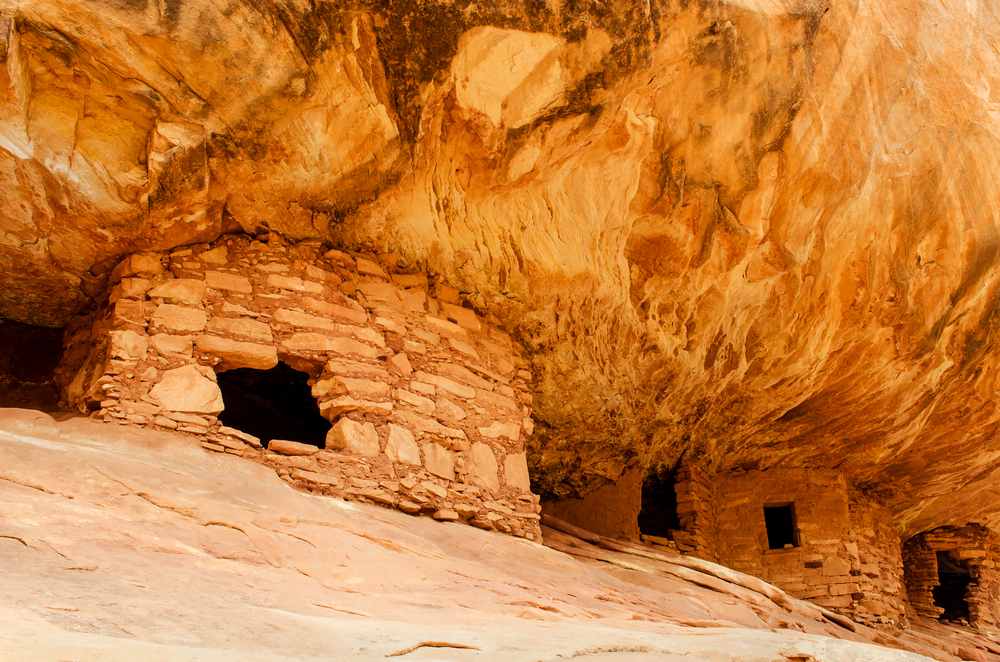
[764,503,798,550]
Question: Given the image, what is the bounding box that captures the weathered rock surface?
[148,364,223,414]
[2,0,1000,534]
[0,409,988,662]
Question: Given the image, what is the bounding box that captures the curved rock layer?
[2,0,1000,532]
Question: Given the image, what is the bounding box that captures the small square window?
[764,504,798,550]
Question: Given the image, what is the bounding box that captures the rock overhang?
[0,0,998,537]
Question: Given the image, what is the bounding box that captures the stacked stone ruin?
[903,525,1000,628]
[542,463,912,630]
[49,233,1000,632]
[56,234,541,540]
[707,468,907,630]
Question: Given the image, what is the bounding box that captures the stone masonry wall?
[674,462,718,562]
[903,525,1000,628]
[56,234,541,539]
[847,494,907,630]
[712,468,905,629]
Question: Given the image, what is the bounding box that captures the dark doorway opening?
[638,469,679,538]
[934,551,971,622]
[764,504,797,549]
[0,319,64,411]
[216,362,330,448]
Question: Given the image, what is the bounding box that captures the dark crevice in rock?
[0,319,64,411]
[216,362,331,448]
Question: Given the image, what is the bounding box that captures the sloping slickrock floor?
[0,408,994,662]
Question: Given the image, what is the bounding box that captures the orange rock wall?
[57,235,541,539]
[542,467,643,540]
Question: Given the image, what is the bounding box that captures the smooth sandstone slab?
[437,362,493,392]
[358,282,402,303]
[206,317,273,343]
[114,278,150,300]
[393,389,435,415]
[111,254,164,282]
[393,410,465,440]
[478,420,521,441]
[291,468,341,486]
[439,302,482,333]
[387,353,413,376]
[435,397,466,422]
[198,246,229,265]
[355,257,388,278]
[217,425,262,448]
[274,308,337,331]
[324,359,392,382]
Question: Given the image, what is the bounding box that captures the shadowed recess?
[0,319,63,411]
[216,362,330,448]
[637,469,679,538]
[934,551,972,623]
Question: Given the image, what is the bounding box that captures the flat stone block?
[205,271,252,293]
[269,439,320,456]
[283,333,379,358]
[301,297,367,324]
[150,365,223,414]
[504,453,531,491]
[478,420,520,441]
[423,443,455,481]
[326,418,380,457]
[109,329,148,360]
[148,279,207,305]
[292,469,341,486]
[266,274,324,293]
[413,371,475,400]
[150,334,193,358]
[207,317,273,343]
[385,424,420,465]
[469,442,499,492]
[196,335,278,370]
[320,396,393,419]
[151,304,206,333]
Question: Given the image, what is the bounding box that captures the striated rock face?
[3,0,1000,535]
